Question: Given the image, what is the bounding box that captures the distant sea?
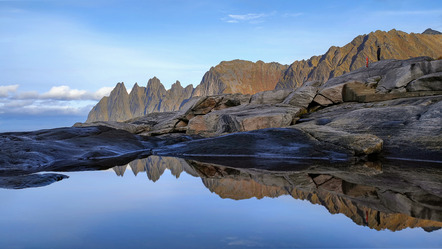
[0,114,87,133]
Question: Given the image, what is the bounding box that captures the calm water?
[0,156,441,249]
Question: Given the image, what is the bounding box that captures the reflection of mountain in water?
[113,156,442,232]
[113,156,198,181]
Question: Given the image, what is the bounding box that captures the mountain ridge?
[86,28,442,123]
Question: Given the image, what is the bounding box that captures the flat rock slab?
[154,127,353,162]
[0,126,152,175]
[0,173,68,189]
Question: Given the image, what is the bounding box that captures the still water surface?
[0,156,441,249]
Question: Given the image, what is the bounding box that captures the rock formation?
[192,60,288,96]
[87,60,287,122]
[423,28,442,35]
[87,78,194,122]
[275,29,442,89]
[86,29,441,123]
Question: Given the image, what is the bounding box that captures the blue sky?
[0,0,441,131]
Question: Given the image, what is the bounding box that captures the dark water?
[0,156,441,249]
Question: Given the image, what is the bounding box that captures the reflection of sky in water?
[0,169,441,249]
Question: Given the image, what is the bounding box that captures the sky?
[0,0,441,131]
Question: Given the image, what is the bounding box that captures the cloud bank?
[0,84,113,115]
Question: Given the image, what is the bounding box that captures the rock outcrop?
[0,126,153,175]
[77,57,442,162]
[423,28,442,35]
[275,29,442,89]
[192,60,288,96]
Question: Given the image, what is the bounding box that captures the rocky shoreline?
[1,57,441,176]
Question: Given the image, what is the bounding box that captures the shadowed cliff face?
[108,156,442,232]
[275,29,442,89]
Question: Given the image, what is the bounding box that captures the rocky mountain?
[275,29,442,89]
[86,29,441,123]
[87,60,287,122]
[423,28,442,35]
[87,78,193,122]
[192,60,288,96]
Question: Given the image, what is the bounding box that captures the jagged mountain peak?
[111,82,128,94]
[171,80,182,89]
[275,29,442,89]
[422,28,442,35]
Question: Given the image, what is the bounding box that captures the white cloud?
[40,85,113,100]
[41,86,88,100]
[94,87,114,99]
[224,13,269,24]
[228,13,267,21]
[0,84,113,116]
[0,84,19,97]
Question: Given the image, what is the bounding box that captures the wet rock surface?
[0,126,154,175]
[0,173,68,189]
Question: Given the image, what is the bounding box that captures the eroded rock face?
[276,29,442,89]
[193,60,288,96]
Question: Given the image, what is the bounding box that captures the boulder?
[317,83,346,104]
[376,60,442,93]
[313,94,334,106]
[250,89,293,104]
[187,104,303,136]
[406,72,442,92]
[283,80,321,108]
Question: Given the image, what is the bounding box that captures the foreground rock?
[299,96,442,161]
[0,173,68,189]
[0,126,154,175]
